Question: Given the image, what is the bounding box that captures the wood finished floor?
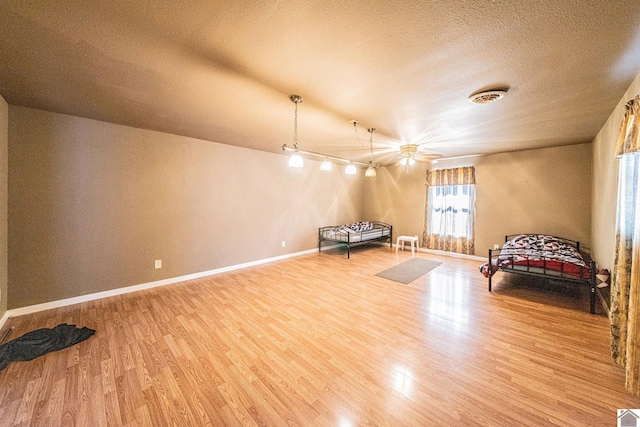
[0,246,638,426]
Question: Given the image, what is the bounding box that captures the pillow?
[349,221,374,232]
[334,224,355,234]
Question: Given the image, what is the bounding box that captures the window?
[423,167,476,254]
[428,184,475,239]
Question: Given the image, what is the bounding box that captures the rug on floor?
[375,258,442,284]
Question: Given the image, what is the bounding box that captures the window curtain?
[611,94,640,397]
[422,166,476,255]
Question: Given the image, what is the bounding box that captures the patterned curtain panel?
[611,95,640,397]
[616,95,640,157]
[425,166,476,186]
[422,167,476,255]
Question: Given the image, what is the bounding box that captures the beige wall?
[0,96,7,317]
[363,143,592,257]
[591,71,640,269]
[362,164,427,240]
[8,106,364,308]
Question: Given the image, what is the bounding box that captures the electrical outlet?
[493,244,500,250]
[281,241,286,247]
[155,260,162,269]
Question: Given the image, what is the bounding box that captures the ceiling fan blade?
[415,153,443,159]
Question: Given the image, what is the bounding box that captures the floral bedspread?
[480,234,591,279]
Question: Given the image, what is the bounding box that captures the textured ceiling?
[1,1,640,166]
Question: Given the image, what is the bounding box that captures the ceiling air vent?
[468,89,507,104]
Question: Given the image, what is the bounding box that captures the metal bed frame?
[318,221,392,258]
[486,234,597,314]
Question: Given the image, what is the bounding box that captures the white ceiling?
[1,1,640,166]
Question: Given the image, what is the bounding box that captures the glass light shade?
[288,153,304,168]
[345,164,357,175]
[320,158,333,171]
[400,157,416,166]
[365,165,377,178]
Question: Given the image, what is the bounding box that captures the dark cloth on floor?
[0,323,95,371]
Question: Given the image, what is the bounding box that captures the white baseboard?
[390,241,484,261]
[319,243,343,251]
[0,243,485,326]
[0,310,10,332]
[3,247,320,322]
[417,247,486,262]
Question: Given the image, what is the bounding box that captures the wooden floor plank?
[1,247,639,426]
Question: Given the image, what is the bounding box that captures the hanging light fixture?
[287,95,304,168]
[281,95,377,173]
[320,157,333,171]
[365,128,377,178]
[365,166,377,177]
[289,153,303,168]
[399,144,418,172]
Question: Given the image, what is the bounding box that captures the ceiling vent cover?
[468,89,507,104]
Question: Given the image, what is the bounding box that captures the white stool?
[396,235,420,256]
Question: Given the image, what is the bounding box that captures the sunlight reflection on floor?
[391,364,415,398]
[425,267,472,334]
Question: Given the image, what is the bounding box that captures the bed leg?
[488,249,492,292]
[590,260,596,314]
[347,244,350,259]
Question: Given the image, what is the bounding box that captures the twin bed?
[480,234,597,314]
[318,221,392,258]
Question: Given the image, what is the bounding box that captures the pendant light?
[365,128,377,178]
[320,157,333,171]
[287,95,304,168]
[345,163,357,175]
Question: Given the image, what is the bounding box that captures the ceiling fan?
[397,144,442,167]
[349,121,441,168]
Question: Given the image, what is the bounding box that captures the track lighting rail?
[281,144,376,168]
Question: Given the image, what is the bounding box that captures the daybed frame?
[318,221,392,258]
[487,234,597,314]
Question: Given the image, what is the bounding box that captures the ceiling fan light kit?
[400,157,416,166]
[400,144,419,158]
